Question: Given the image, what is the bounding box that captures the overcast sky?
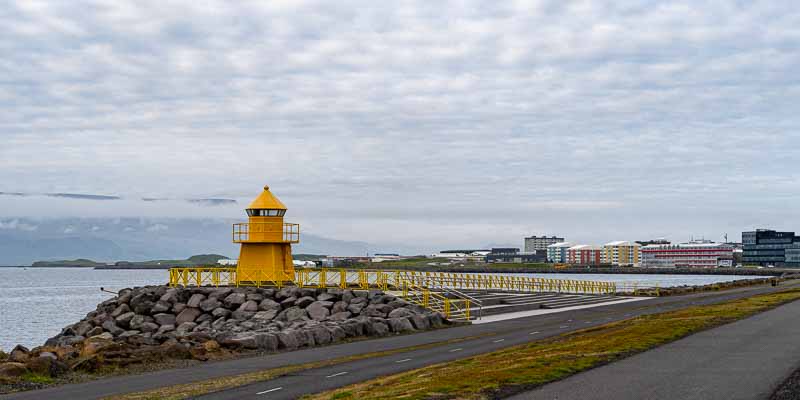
[2,1,800,250]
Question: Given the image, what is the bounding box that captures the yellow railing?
[169,267,616,295]
[232,223,300,243]
[401,281,471,320]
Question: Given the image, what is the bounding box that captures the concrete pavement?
[510,295,800,400]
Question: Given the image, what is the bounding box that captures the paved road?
[510,296,800,400]
[2,283,794,400]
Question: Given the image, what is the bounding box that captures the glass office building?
[742,229,800,267]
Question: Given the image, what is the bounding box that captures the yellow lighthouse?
[233,185,300,285]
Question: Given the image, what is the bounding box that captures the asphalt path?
[510,293,800,400]
[2,282,795,400]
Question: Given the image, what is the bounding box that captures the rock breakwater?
[0,285,450,385]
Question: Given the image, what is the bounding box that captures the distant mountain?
[0,217,421,265]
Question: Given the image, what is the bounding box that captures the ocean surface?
[0,268,767,351]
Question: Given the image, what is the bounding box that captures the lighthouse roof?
[247,185,287,210]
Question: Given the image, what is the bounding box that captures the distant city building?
[602,241,641,266]
[546,242,572,263]
[486,248,545,264]
[566,245,602,265]
[636,238,671,246]
[641,241,734,268]
[742,229,800,267]
[524,235,565,253]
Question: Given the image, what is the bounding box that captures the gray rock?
[410,314,430,330]
[74,321,93,336]
[196,313,213,324]
[347,303,366,315]
[209,288,232,299]
[428,312,445,328]
[89,332,114,341]
[252,309,279,322]
[363,304,392,318]
[329,311,352,321]
[133,300,155,315]
[151,301,171,314]
[38,352,57,360]
[199,298,222,312]
[280,296,297,308]
[342,290,355,303]
[119,330,141,339]
[331,301,348,314]
[295,296,315,308]
[388,308,415,319]
[153,313,176,326]
[371,320,389,336]
[276,287,299,300]
[350,296,367,305]
[354,290,369,298]
[223,292,247,308]
[129,315,147,330]
[176,322,197,336]
[172,303,187,314]
[211,307,231,318]
[211,317,227,330]
[306,302,330,321]
[259,288,276,298]
[238,300,259,312]
[388,317,415,333]
[86,326,104,337]
[317,292,337,302]
[284,307,308,322]
[176,307,202,325]
[311,326,331,345]
[254,333,279,351]
[231,310,256,320]
[246,293,264,303]
[140,322,160,333]
[114,311,136,328]
[160,288,178,303]
[258,299,281,311]
[328,326,347,342]
[222,334,258,349]
[110,304,131,318]
[277,330,300,349]
[186,294,206,308]
[102,320,124,336]
[156,325,174,335]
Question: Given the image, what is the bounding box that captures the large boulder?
[199,298,222,312]
[102,320,125,336]
[277,331,300,350]
[211,307,231,319]
[238,300,259,312]
[388,318,415,333]
[110,304,131,318]
[317,292,337,302]
[223,292,247,308]
[150,301,172,314]
[187,294,206,308]
[9,345,30,363]
[176,307,202,325]
[283,307,308,322]
[306,302,331,321]
[252,309,279,322]
[258,299,281,311]
[295,296,315,308]
[153,313,177,326]
[388,308,415,319]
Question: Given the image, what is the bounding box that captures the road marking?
[584,321,592,324]
[560,325,568,329]
[493,339,505,343]
[396,358,412,363]
[567,319,573,322]
[326,372,349,378]
[257,387,283,395]
[529,331,540,335]
[449,348,463,352]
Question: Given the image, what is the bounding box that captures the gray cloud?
[1,1,799,250]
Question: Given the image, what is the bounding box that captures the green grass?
[306,288,800,400]
[20,373,53,385]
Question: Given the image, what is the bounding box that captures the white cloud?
[1,1,799,247]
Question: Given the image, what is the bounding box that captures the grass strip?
[305,288,800,400]
[101,334,489,400]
